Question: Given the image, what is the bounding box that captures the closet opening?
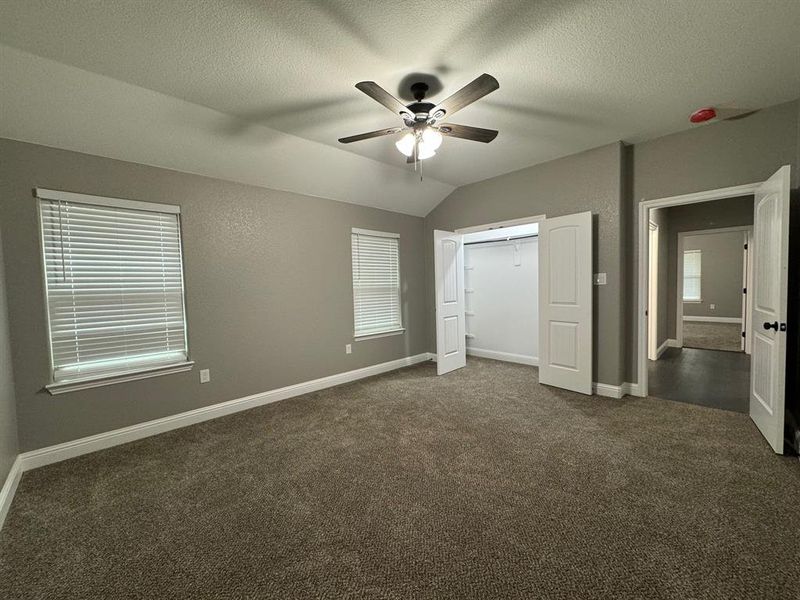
[457,216,543,368]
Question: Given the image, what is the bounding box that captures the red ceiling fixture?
[689,107,717,123]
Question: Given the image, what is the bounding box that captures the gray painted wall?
[627,99,800,381]
[0,228,19,483]
[425,143,625,386]
[0,139,428,452]
[682,231,746,319]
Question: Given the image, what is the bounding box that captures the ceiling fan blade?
[430,74,499,121]
[355,82,415,120]
[338,127,403,144]
[438,123,498,143]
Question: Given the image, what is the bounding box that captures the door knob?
[763,321,779,331]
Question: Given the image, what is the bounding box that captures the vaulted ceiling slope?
[0,46,454,217]
[1,1,799,216]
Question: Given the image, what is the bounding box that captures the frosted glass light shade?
[416,144,436,160]
[395,132,415,157]
[421,128,443,151]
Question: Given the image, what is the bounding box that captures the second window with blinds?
[351,228,403,339]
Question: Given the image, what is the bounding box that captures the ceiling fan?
[338,74,500,164]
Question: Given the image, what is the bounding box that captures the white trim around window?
[46,361,195,395]
[351,227,400,239]
[354,328,406,341]
[36,188,180,214]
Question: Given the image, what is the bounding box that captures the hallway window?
[683,249,702,302]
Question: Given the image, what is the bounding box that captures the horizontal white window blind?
[351,229,402,337]
[683,249,702,301]
[39,193,188,382]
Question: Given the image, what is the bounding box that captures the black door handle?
[763,321,779,331]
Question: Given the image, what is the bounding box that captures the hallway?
[648,347,750,413]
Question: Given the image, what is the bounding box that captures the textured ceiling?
[1,0,800,212]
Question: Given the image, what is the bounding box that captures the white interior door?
[648,222,659,360]
[538,211,593,394]
[750,165,791,454]
[434,230,466,375]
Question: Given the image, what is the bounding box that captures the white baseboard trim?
[594,381,645,399]
[466,348,538,366]
[683,316,742,324]
[622,382,644,397]
[0,456,23,531]
[667,338,681,348]
[656,339,669,359]
[593,382,625,399]
[18,353,433,473]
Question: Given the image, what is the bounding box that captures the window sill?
[45,361,195,395]
[683,299,703,304]
[354,328,405,341]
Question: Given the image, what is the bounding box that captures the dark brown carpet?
[1,358,798,599]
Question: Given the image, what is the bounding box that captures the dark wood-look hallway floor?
[648,347,750,413]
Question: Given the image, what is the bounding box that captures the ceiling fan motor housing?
[407,82,446,123]
[407,102,436,122]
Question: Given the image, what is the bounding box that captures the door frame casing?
[454,213,546,235]
[675,225,753,350]
[636,182,761,397]
[647,221,659,360]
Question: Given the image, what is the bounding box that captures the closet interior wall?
[464,235,539,365]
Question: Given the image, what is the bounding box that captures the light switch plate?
[199,369,210,384]
[594,273,607,285]
[345,344,352,354]
[710,303,715,310]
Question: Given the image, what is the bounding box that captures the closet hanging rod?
[464,233,538,246]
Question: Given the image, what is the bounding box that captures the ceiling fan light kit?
[339,73,500,172]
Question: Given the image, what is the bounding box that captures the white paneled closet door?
[434,230,466,375]
[538,211,593,394]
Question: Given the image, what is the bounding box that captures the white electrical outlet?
[199,369,211,383]
[710,303,716,310]
[593,273,607,285]
[345,344,352,354]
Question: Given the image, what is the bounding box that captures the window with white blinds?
[37,189,189,384]
[683,249,702,301]
[351,228,403,337]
